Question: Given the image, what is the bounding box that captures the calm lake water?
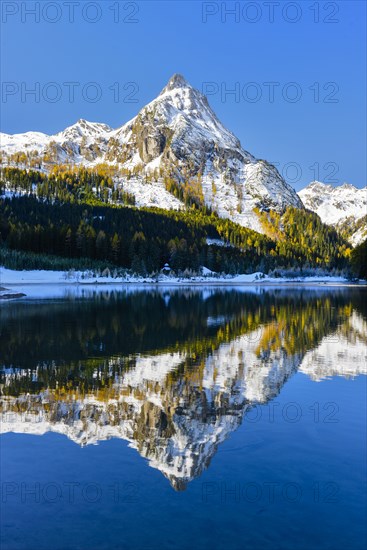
[1,286,366,550]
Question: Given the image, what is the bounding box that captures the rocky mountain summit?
[1,74,304,233]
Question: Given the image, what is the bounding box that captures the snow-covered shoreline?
[0,267,365,300]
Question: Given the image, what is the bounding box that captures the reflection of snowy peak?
[2,313,365,490]
[299,312,367,380]
[298,181,367,246]
[0,74,303,233]
[0,331,296,490]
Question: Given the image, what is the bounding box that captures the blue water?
[1,287,366,549]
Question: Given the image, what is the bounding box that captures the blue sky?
[1,0,365,190]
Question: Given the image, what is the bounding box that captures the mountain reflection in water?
[1,287,366,491]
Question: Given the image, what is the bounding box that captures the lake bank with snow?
[0,267,365,300]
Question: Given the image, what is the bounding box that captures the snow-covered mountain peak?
[55,119,112,142]
[298,181,367,246]
[108,74,259,189]
[339,183,357,191]
[306,180,334,193]
[303,180,362,196]
[159,73,192,94]
[1,74,304,232]
[0,130,50,154]
[139,73,242,152]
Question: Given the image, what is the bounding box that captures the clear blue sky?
[1,0,365,190]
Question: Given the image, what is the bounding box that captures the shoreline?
[1,280,366,302]
[1,268,366,299]
[2,280,366,287]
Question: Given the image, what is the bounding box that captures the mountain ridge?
[1,74,303,234]
[298,180,367,246]
[1,74,365,244]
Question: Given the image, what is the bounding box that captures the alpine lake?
[1,285,366,550]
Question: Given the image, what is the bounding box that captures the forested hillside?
[0,167,352,275]
[257,207,351,267]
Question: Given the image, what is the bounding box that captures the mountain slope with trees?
[0,190,351,275]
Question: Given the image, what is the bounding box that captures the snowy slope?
[0,131,50,154]
[298,181,367,246]
[1,74,303,233]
